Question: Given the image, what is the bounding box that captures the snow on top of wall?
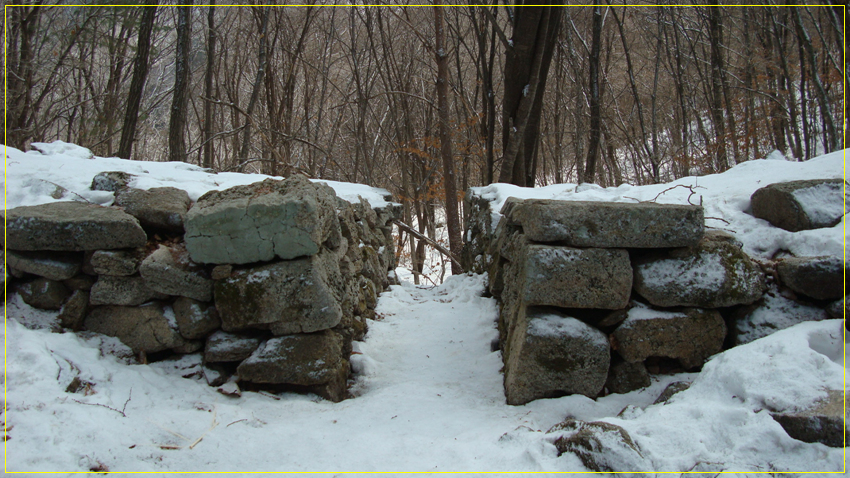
[3,141,394,210]
[471,149,847,259]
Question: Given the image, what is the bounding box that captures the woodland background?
[4,2,846,279]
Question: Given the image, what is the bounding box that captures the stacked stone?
[464,177,846,406]
[4,174,399,402]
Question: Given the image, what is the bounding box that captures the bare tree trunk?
[707,6,728,171]
[202,2,216,169]
[434,1,463,275]
[239,6,269,168]
[499,3,562,187]
[118,4,158,159]
[793,6,838,153]
[582,6,603,184]
[169,4,193,163]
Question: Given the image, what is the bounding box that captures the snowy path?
[4,275,585,475]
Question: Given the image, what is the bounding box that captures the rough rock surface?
[90,249,142,276]
[4,202,147,251]
[504,308,610,405]
[506,198,704,248]
[730,291,829,345]
[551,419,651,473]
[139,245,213,302]
[520,244,632,310]
[204,331,262,363]
[633,235,765,308]
[89,275,168,306]
[173,297,221,340]
[236,330,349,402]
[184,175,340,264]
[6,250,82,280]
[214,251,344,335]
[18,278,71,310]
[751,179,846,232]
[776,256,846,300]
[771,390,847,447]
[90,171,134,192]
[611,304,726,369]
[84,303,185,353]
[114,187,191,232]
[605,359,651,394]
[58,290,89,330]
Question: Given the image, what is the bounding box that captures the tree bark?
[168,4,193,164]
[582,6,603,184]
[202,2,216,169]
[434,2,463,275]
[118,4,158,159]
[499,3,562,187]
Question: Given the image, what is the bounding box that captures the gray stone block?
[204,331,262,363]
[504,198,704,248]
[504,307,610,405]
[521,244,632,310]
[6,250,82,280]
[173,297,221,340]
[633,235,765,308]
[610,304,726,369]
[777,256,846,300]
[90,274,168,306]
[237,330,349,402]
[139,245,213,302]
[4,202,147,251]
[84,303,185,354]
[214,250,344,335]
[114,186,191,232]
[751,179,846,232]
[90,249,142,276]
[184,175,340,264]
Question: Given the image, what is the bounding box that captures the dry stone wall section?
[4,174,400,402]
[462,179,846,406]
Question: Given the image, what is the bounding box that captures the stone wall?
[4,174,400,402]
[462,179,846,406]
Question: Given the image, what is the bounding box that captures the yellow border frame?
[2,2,847,475]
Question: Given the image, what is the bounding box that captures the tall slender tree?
[498,2,562,187]
[118,3,158,159]
[168,3,193,163]
[434,0,462,274]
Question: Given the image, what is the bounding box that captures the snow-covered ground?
[3,142,847,475]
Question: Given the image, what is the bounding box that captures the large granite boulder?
[610,304,726,369]
[184,175,341,264]
[517,244,632,310]
[776,256,845,300]
[4,202,147,251]
[6,250,82,280]
[633,235,765,308]
[751,179,846,232]
[18,278,71,310]
[236,330,349,402]
[89,275,167,306]
[504,307,610,405]
[84,303,186,354]
[504,198,704,248]
[214,250,344,335]
[771,390,847,447]
[114,187,192,233]
[550,419,651,473]
[138,245,213,302]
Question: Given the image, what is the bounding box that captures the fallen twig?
[72,388,131,417]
